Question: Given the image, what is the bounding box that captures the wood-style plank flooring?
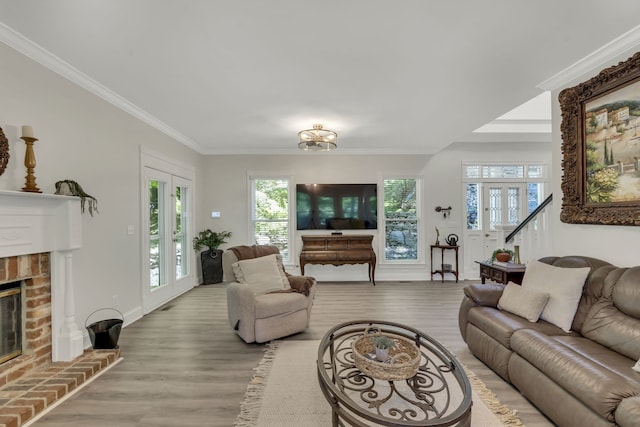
[33,281,554,426]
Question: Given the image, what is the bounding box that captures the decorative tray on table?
[351,327,421,381]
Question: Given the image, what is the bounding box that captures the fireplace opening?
[0,281,22,364]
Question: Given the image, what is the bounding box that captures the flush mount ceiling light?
[297,124,337,151]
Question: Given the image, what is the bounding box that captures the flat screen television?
[296,183,377,230]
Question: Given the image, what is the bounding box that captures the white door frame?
[140,148,196,314]
[461,163,548,279]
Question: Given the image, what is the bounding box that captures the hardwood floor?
[33,281,554,426]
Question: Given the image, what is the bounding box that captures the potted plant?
[54,179,99,216]
[193,229,232,284]
[491,248,514,263]
[372,335,396,362]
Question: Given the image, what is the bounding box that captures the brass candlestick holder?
[20,136,41,193]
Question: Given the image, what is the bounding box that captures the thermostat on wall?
[211,211,221,218]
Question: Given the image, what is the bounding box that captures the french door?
[143,167,194,314]
[463,182,527,276]
[481,183,527,259]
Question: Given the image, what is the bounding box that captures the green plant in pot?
[491,248,514,263]
[54,179,98,216]
[372,335,396,362]
[193,229,232,285]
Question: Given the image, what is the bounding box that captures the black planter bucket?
[85,308,124,349]
[201,249,223,284]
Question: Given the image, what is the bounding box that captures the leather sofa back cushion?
[612,267,640,318]
[522,260,590,332]
[582,267,640,360]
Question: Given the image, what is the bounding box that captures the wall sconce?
[435,206,452,218]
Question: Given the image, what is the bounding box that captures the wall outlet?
[112,295,118,307]
[127,225,134,235]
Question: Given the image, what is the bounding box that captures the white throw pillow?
[633,360,640,373]
[232,254,289,295]
[498,282,550,322]
[521,259,590,332]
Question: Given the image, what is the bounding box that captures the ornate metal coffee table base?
[317,320,472,426]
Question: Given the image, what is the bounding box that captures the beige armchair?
[223,245,316,344]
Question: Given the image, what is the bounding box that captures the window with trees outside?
[383,178,420,261]
[251,177,291,262]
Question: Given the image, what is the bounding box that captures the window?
[383,178,420,261]
[148,179,165,288]
[466,183,480,230]
[251,177,291,262]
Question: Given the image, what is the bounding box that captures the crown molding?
[457,132,551,144]
[0,22,204,153]
[538,24,640,91]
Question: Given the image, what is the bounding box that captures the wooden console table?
[300,235,376,285]
[430,245,459,282]
[476,260,526,285]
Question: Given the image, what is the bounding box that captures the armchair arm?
[463,283,505,308]
[226,282,257,343]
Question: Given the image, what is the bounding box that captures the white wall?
[0,43,205,336]
[551,48,640,267]
[202,143,552,282]
[202,154,431,281]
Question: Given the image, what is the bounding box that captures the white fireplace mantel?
[0,190,84,361]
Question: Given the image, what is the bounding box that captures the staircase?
[503,194,553,264]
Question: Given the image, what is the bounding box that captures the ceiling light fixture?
[297,124,337,151]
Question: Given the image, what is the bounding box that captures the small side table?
[430,245,459,282]
[475,261,526,285]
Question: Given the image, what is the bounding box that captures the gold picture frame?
[559,51,640,225]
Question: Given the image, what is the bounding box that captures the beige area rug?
[234,340,524,426]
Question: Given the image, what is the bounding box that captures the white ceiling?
[1,1,640,155]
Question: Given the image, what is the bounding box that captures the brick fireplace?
[0,253,52,386]
[0,191,122,427]
[0,190,84,367]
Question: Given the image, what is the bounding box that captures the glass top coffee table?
[317,320,472,426]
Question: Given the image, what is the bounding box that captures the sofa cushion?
[254,292,308,318]
[582,299,640,362]
[232,254,289,294]
[551,335,640,381]
[467,306,568,350]
[511,329,640,421]
[498,282,549,322]
[522,259,590,332]
[616,396,640,427]
[581,267,640,361]
[612,267,640,318]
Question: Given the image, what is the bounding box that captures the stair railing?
[505,194,553,244]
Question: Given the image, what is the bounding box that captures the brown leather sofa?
[459,256,640,426]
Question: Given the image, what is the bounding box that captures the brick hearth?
[0,349,119,427]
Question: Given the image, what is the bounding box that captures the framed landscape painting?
[560,52,640,225]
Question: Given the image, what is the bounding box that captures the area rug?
[234,340,524,426]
